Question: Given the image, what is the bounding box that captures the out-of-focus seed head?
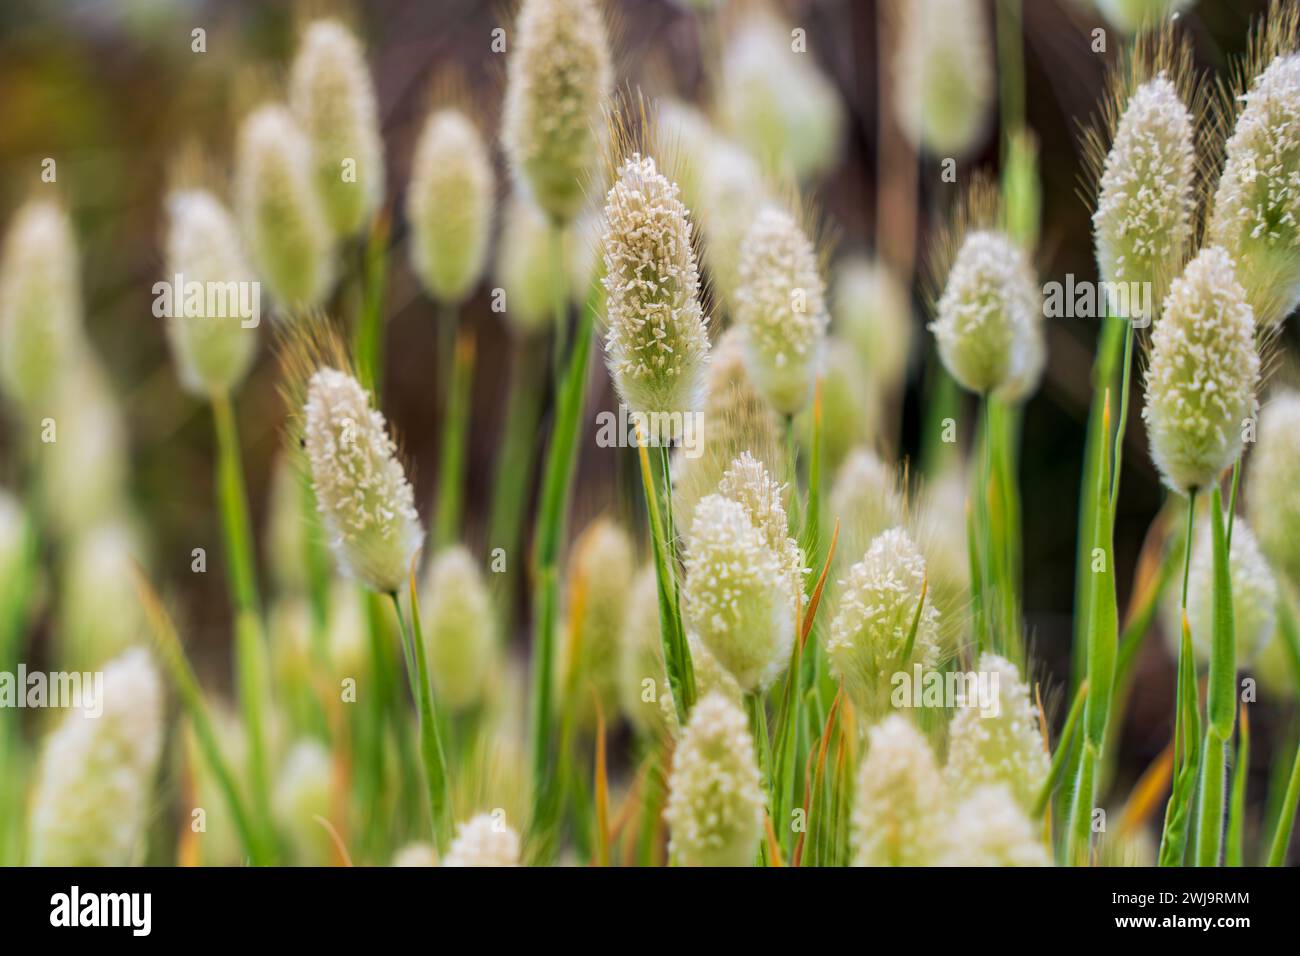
[60,521,147,670]
[422,546,493,712]
[0,199,85,409]
[832,255,912,395]
[28,648,163,866]
[697,138,767,310]
[1142,246,1260,494]
[664,692,765,867]
[619,567,673,735]
[1093,74,1196,310]
[937,783,1051,866]
[1248,391,1300,585]
[1168,517,1277,667]
[830,447,906,570]
[0,490,26,594]
[735,204,828,415]
[162,189,260,396]
[895,0,993,157]
[718,8,844,180]
[801,339,881,475]
[1209,53,1300,327]
[497,193,562,334]
[444,812,522,866]
[929,229,1043,398]
[289,18,384,236]
[234,104,334,308]
[407,108,495,305]
[827,527,941,713]
[683,493,797,691]
[326,581,369,685]
[273,738,335,865]
[391,842,438,866]
[851,715,945,866]
[303,367,423,594]
[1096,0,1197,37]
[601,153,711,441]
[944,653,1049,812]
[501,0,611,225]
[560,518,634,724]
[267,452,308,595]
[716,451,804,596]
[908,466,972,643]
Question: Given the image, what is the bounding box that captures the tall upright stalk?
[435,318,475,549]
[1196,485,1236,866]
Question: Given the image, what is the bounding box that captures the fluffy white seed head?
[808,341,882,476]
[929,229,1043,398]
[716,452,805,601]
[1142,246,1260,494]
[832,256,912,394]
[851,715,945,866]
[234,104,334,307]
[696,138,767,310]
[162,189,259,396]
[1096,0,1197,36]
[1169,518,1278,667]
[303,367,423,594]
[289,19,384,236]
[620,567,673,735]
[718,10,844,180]
[735,205,828,415]
[683,493,797,692]
[444,813,522,866]
[391,842,438,867]
[830,448,905,568]
[0,199,85,409]
[944,653,1049,812]
[501,0,611,225]
[664,692,765,867]
[937,783,1051,866]
[828,527,940,712]
[273,739,334,865]
[407,108,495,305]
[895,0,993,157]
[60,521,147,670]
[1093,74,1196,308]
[1209,53,1300,326]
[496,193,562,333]
[421,546,493,712]
[560,518,634,724]
[601,153,711,440]
[1248,391,1300,586]
[28,648,163,866]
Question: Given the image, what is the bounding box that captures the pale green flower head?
[697,137,767,311]
[852,715,945,866]
[303,367,423,594]
[1209,53,1300,327]
[683,493,797,692]
[162,189,260,396]
[422,546,494,712]
[664,692,765,867]
[444,813,521,867]
[1142,246,1260,494]
[391,842,438,867]
[735,205,828,415]
[929,229,1043,398]
[28,648,163,866]
[830,447,905,569]
[289,18,384,236]
[497,193,561,334]
[715,451,805,603]
[0,198,85,410]
[944,653,1049,813]
[937,783,1051,866]
[800,339,881,475]
[832,255,912,394]
[895,0,993,157]
[407,108,495,305]
[601,153,711,442]
[1248,391,1300,586]
[59,521,147,670]
[1096,0,1197,36]
[0,491,26,597]
[1093,74,1196,310]
[273,739,334,865]
[827,526,940,713]
[560,518,634,725]
[501,0,611,225]
[620,567,673,735]
[234,104,334,308]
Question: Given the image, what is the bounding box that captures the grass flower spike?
[851,715,945,866]
[1142,246,1260,494]
[601,153,711,441]
[289,19,384,236]
[501,0,611,225]
[496,193,563,333]
[1248,391,1300,585]
[895,0,993,157]
[28,648,163,866]
[938,784,1050,866]
[162,189,259,396]
[1096,1,1197,36]
[561,518,634,722]
[234,104,333,308]
[0,199,84,409]
[1209,53,1300,326]
[422,546,494,712]
[273,739,334,865]
[735,205,828,416]
[444,814,521,867]
[303,367,423,594]
[1174,519,1278,666]
[944,654,1049,812]
[832,256,912,395]
[407,108,495,304]
[664,692,764,867]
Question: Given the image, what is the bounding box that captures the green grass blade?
[1226,707,1249,867]
[1266,736,1300,865]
